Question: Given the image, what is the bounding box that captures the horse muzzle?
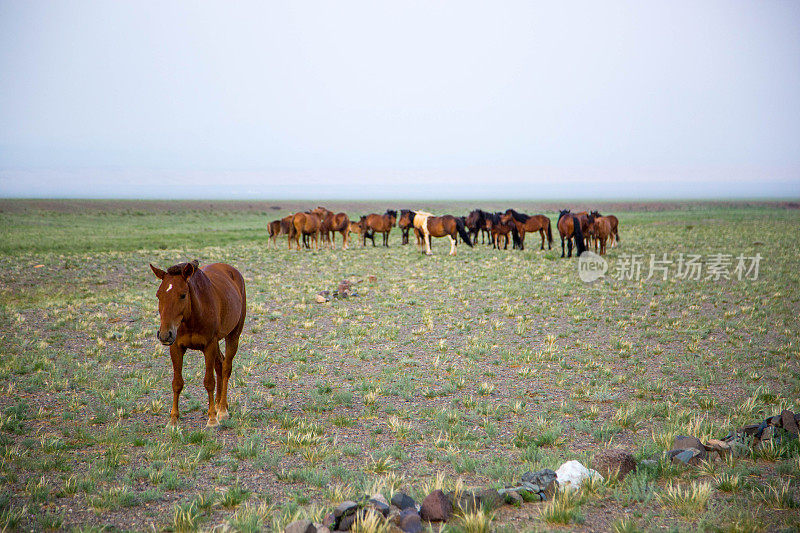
[157,329,176,346]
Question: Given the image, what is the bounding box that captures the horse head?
[150,260,199,346]
[385,210,397,225]
[558,209,571,221]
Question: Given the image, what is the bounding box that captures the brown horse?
[486,212,515,250]
[267,215,293,249]
[501,209,553,251]
[591,211,619,247]
[411,211,472,255]
[312,207,350,249]
[398,210,416,245]
[587,213,612,255]
[150,261,246,428]
[557,210,588,258]
[349,219,375,246]
[363,210,397,247]
[288,211,321,250]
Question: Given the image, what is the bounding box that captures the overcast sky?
[1,1,799,199]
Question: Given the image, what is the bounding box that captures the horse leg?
[218,331,239,420]
[560,237,565,257]
[567,237,573,258]
[202,346,219,428]
[540,229,545,251]
[168,345,186,426]
[448,235,456,256]
[214,353,223,415]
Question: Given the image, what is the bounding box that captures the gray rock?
[323,513,336,530]
[521,468,558,499]
[370,493,390,507]
[780,410,799,436]
[503,490,523,506]
[285,520,316,533]
[337,513,356,531]
[397,509,422,533]
[334,501,358,519]
[368,498,390,517]
[671,448,703,466]
[391,492,416,511]
[420,490,452,522]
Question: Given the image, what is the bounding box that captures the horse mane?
[166,260,200,276]
[507,209,529,223]
[385,209,397,218]
[558,209,571,222]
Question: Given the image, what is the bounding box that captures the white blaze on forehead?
[166,284,173,292]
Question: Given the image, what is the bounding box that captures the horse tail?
[572,216,586,256]
[546,218,553,245]
[511,226,522,249]
[456,218,473,247]
[615,225,620,242]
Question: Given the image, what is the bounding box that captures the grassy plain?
[0,199,798,532]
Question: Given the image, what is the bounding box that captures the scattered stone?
[555,460,603,490]
[503,490,523,506]
[593,448,637,480]
[391,492,416,511]
[420,490,452,522]
[334,501,358,520]
[521,468,558,499]
[284,519,316,533]
[323,513,336,530]
[780,410,799,437]
[671,448,703,466]
[371,493,389,507]
[337,514,356,531]
[315,292,330,303]
[367,498,390,517]
[338,280,352,293]
[704,439,732,460]
[396,509,422,533]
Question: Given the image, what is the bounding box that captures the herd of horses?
[152,208,621,427]
[268,207,620,257]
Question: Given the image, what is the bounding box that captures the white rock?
[555,460,604,490]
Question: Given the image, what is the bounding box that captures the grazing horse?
[557,210,587,258]
[591,211,619,247]
[150,261,246,428]
[312,206,350,249]
[289,211,321,250]
[363,210,397,247]
[412,210,473,255]
[501,209,553,251]
[587,213,612,255]
[398,210,416,245]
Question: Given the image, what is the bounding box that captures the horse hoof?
[217,409,229,420]
[205,418,219,428]
[166,420,178,429]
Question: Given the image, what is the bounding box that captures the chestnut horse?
[150,261,246,428]
[465,209,490,245]
[590,211,619,247]
[587,213,612,255]
[350,218,375,246]
[557,210,587,258]
[363,210,397,247]
[501,209,553,251]
[486,212,515,250]
[411,211,472,255]
[267,215,293,249]
[288,211,321,250]
[312,206,350,249]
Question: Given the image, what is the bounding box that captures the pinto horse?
[411,211,472,255]
[150,261,246,428]
[590,211,619,247]
[363,210,397,247]
[312,206,350,249]
[501,209,553,251]
[289,211,321,250]
[557,210,587,258]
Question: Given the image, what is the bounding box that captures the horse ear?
[150,264,165,280]
[182,261,198,279]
